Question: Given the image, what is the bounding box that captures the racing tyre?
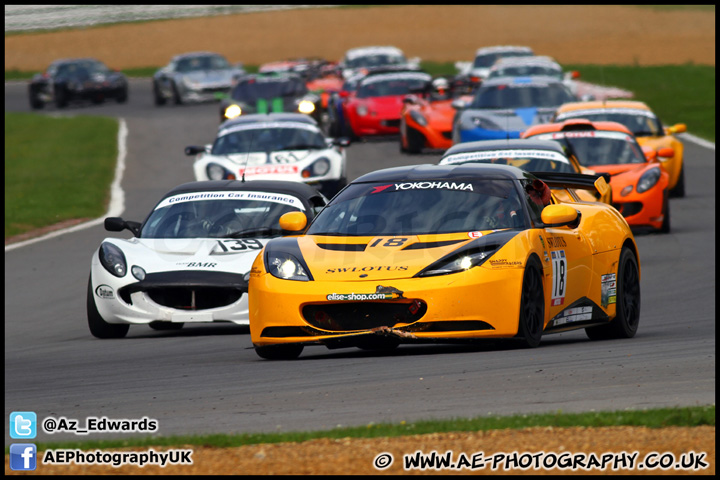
[659,190,671,234]
[516,256,544,348]
[171,81,183,105]
[153,81,166,106]
[585,247,640,340]
[149,321,184,331]
[342,119,358,142]
[54,85,68,108]
[670,164,685,198]
[29,90,44,109]
[405,126,425,154]
[116,86,128,103]
[87,277,129,339]
[254,344,304,360]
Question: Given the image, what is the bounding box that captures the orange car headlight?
[637,167,661,194]
[409,109,428,127]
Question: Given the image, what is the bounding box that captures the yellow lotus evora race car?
[249,163,641,359]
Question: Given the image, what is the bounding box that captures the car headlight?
[471,116,500,130]
[206,163,234,180]
[298,99,316,114]
[99,242,127,277]
[131,266,146,281]
[637,167,661,193]
[416,248,494,277]
[266,252,310,281]
[224,104,242,119]
[357,105,368,116]
[409,109,428,127]
[183,77,200,90]
[302,158,331,178]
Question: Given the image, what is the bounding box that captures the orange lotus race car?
[399,77,474,153]
[553,100,687,197]
[522,119,672,233]
[248,163,641,360]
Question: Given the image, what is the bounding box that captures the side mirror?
[403,94,417,104]
[333,137,351,147]
[642,146,657,161]
[104,217,125,232]
[657,146,675,159]
[451,98,467,110]
[541,204,581,228]
[104,217,141,236]
[668,123,687,134]
[279,211,308,233]
[185,145,205,156]
[339,90,350,98]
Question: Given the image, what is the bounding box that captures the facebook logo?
[10,411,37,438]
[10,444,37,471]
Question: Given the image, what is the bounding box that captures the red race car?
[523,119,672,233]
[341,70,432,139]
[400,77,474,153]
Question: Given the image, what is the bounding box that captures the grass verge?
[4,112,118,238]
[4,405,714,453]
[565,64,715,141]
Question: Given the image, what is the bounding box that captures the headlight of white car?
[207,163,232,180]
[302,158,331,178]
[131,265,146,281]
[99,242,127,277]
[184,77,201,90]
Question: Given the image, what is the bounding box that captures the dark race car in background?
[28,57,128,109]
[152,51,245,106]
[218,72,322,124]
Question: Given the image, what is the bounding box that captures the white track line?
[679,132,715,151]
[5,118,128,252]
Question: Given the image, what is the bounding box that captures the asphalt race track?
[4,79,715,443]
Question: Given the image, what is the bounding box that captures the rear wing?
[530,171,611,204]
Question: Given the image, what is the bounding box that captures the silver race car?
[185,113,350,198]
[152,51,245,105]
[87,180,327,338]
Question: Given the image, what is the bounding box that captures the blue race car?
[451,76,577,143]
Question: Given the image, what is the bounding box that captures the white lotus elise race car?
[185,113,350,198]
[87,179,327,338]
